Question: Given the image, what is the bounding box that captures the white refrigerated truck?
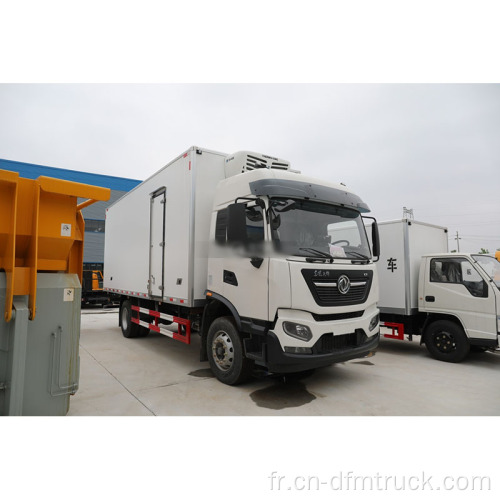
[376,219,500,362]
[104,147,381,384]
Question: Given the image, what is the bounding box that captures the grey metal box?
[0,273,81,416]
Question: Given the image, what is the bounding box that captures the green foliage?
[478,248,489,254]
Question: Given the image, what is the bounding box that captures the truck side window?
[430,258,487,297]
[430,258,462,283]
[215,205,264,245]
[460,261,488,298]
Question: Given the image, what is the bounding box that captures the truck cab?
[203,160,381,383]
[419,253,500,361]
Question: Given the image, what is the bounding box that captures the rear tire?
[424,320,470,362]
[120,300,141,338]
[207,316,253,385]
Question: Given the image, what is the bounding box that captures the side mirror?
[227,203,248,244]
[371,220,380,260]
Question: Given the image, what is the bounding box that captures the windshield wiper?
[298,247,334,263]
[345,250,370,261]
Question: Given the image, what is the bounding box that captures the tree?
[478,248,489,254]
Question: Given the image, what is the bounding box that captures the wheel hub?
[121,308,129,331]
[434,332,456,353]
[212,331,234,371]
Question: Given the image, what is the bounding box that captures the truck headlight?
[369,314,379,332]
[283,322,313,341]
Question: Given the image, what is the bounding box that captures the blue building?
[0,158,142,264]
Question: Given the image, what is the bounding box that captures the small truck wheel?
[207,316,252,385]
[424,320,470,363]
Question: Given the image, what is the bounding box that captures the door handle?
[425,296,435,302]
[223,270,238,286]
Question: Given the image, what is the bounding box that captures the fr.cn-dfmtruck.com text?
[268,471,492,492]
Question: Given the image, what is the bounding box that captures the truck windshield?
[269,197,371,260]
[474,255,500,289]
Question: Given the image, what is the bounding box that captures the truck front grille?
[314,278,367,303]
[311,310,364,322]
[313,330,368,354]
[301,269,373,307]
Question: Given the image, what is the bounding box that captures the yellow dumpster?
[0,170,110,415]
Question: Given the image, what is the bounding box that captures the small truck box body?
[375,219,500,362]
[376,219,448,317]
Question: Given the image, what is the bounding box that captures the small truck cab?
[418,253,500,361]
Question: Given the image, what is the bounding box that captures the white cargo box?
[104,147,228,307]
[376,219,448,316]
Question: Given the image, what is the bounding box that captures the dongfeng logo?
[337,275,351,294]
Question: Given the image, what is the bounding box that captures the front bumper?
[260,306,379,373]
[265,330,379,373]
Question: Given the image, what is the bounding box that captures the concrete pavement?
[68,311,500,416]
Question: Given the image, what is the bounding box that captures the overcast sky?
[1,83,499,253]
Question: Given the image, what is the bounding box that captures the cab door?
[424,257,496,339]
[215,201,269,321]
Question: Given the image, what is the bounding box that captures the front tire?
[207,317,252,385]
[424,320,470,362]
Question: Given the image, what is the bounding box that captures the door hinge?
[160,199,166,204]
[160,241,165,247]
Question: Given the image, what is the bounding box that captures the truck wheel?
[120,300,141,338]
[424,320,470,362]
[207,317,252,385]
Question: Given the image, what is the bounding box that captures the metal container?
[0,170,109,415]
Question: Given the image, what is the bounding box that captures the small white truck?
[376,219,500,362]
[104,146,381,384]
